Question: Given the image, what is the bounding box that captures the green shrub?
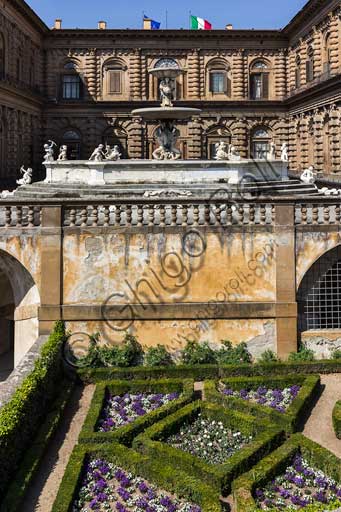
[258,350,280,363]
[78,333,144,368]
[0,321,66,498]
[181,340,217,365]
[331,349,341,360]
[216,341,252,364]
[333,401,341,439]
[288,345,315,362]
[144,345,175,367]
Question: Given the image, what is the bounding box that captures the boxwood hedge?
[0,321,66,497]
[79,378,194,446]
[333,400,341,439]
[204,374,320,433]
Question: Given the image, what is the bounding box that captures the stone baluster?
[226,205,233,225]
[5,207,11,228]
[171,205,178,225]
[159,205,166,226]
[312,205,319,224]
[249,204,255,224]
[16,206,23,227]
[335,203,341,224]
[115,205,122,226]
[28,206,34,227]
[187,50,200,99]
[69,208,76,227]
[80,207,88,227]
[92,205,98,226]
[137,205,144,226]
[260,205,266,224]
[323,205,330,224]
[103,206,110,227]
[193,205,200,226]
[126,205,132,226]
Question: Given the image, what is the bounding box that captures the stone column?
[232,50,245,99]
[86,49,97,100]
[275,204,297,358]
[275,50,287,99]
[187,117,202,159]
[329,14,340,73]
[187,50,200,99]
[130,49,142,100]
[128,117,144,158]
[39,206,63,334]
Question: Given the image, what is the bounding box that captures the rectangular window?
[295,67,301,88]
[210,72,226,93]
[62,75,80,99]
[306,60,314,82]
[251,73,269,100]
[108,70,121,94]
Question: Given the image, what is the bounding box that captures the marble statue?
[43,140,57,162]
[214,142,229,160]
[89,144,105,162]
[16,165,33,185]
[58,145,68,161]
[267,141,276,161]
[153,121,181,160]
[0,190,14,198]
[144,189,193,198]
[300,165,317,184]
[281,143,288,162]
[105,145,121,161]
[229,144,241,161]
[159,78,175,108]
[104,144,111,157]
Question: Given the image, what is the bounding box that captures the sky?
[25,0,309,30]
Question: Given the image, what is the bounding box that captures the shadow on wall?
[0,250,40,374]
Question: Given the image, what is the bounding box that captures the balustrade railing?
[0,205,41,227]
[295,203,341,225]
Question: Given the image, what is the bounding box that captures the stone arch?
[297,244,341,345]
[0,249,40,378]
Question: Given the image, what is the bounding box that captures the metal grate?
[298,246,341,331]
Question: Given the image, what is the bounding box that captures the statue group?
[88,144,122,162]
[214,142,241,161]
[152,121,181,160]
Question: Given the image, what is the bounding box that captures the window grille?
[298,245,341,331]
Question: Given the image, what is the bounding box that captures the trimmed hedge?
[204,374,320,433]
[333,401,341,439]
[51,443,221,512]
[133,400,285,496]
[78,359,341,383]
[0,321,66,497]
[79,379,194,446]
[0,380,74,512]
[232,433,341,512]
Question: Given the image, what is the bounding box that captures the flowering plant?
[166,413,252,465]
[97,392,179,432]
[255,454,341,510]
[72,458,202,512]
[221,385,301,413]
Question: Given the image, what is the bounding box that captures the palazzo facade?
[0,0,340,183]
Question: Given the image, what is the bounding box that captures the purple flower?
[223,388,234,396]
[118,487,131,501]
[138,482,149,493]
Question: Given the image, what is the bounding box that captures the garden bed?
[133,400,284,495]
[204,375,320,433]
[79,379,194,446]
[232,434,341,512]
[52,443,221,512]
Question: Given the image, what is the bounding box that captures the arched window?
[154,58,179,69]
[61,130,81,160]
[306,46,314,83]
[103,59,127,96]
[61,62,82,100]
[0,33,5,78]
[323,33,332,74]
[298,245,341,332]
[250,60,270,100]
[102,126,128,158]
[205,126,231,159]
[251,127,271,159]
[207,59,231,96]
[295,55,301,89]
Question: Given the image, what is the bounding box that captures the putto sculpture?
[228,144,241,161]
[89,144,105,162]
[300,165,317,184]
[43,140,57,162]
[214,142,229,161]
[58,145,68,161]
[281,143,288,162]
[267,141,276,161]
[105,145,122,161]
[159,78,175,108]
[16,165,33,186]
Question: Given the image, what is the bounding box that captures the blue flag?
[144,15,161,30]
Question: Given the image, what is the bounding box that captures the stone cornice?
[283,0,339,39]
[6,0,49,34]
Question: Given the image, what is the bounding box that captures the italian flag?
[190,15,212,30]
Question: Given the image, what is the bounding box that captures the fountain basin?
[132,107,202,120]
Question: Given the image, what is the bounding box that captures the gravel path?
[303,374,341,458]
[22,383,95,512]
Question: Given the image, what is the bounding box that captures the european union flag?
[143,15,161,30]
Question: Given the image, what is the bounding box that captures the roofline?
[282,0,338,36]
[8,0,49,33]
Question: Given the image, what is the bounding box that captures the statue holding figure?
[214,142,229,161]
[153,121,181,160]
[300,165,317,185]
[228,144,241,161]
[89,144,105,162]
[58,145,68,161]
[43,140,57,162]
[105,145,121,161]
[267,141,276,161]
[104,144,111,158]
[159,78,175,108]
[16,165,33,186]
[281,143,288,162]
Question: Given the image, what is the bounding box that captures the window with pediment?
[250,60,270,100]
